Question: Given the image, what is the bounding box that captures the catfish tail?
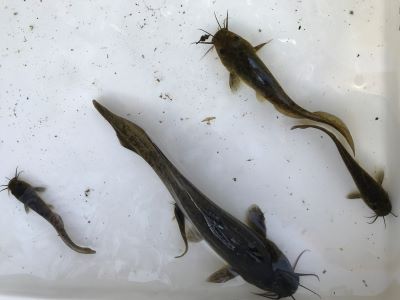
[290,124,357,177]
[299,110,354,155]
[270,98,354,154]
[291,124,346,152]
[49,213,96,254]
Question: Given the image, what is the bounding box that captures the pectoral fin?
[254,40,272,52]
[34,187,46,193]
[207,266,238,283]
[347,191,361,199]
[24,204,30,214]
[229,73,240,92]
[376,171,384,185]
[246,204,267,238]
[254,42,267,52]
[256,92,267,102]
[186,226,203,243]
[174,204,188,258]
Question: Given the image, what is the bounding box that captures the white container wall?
[0,1,399,299]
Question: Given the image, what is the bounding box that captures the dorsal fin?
[246,204,267,238]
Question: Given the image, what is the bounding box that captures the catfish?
[93,100,319,299]
[1,170,96,254]
[292,124,395,225]
[196,13,354,154]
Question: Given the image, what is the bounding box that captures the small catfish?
[291,125,395,225]
[196,13,354,154]
[93,100,319,299]
[0,170,96,254]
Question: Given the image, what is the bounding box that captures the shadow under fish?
[93,100,320,299]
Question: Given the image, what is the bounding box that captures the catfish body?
[292,125,392,222]
[5,173,96,254]
[93,100,318,298]
[205,23,354,154]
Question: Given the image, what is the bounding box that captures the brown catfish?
[93,100,320,299]
[292,125,394,225]
[197,13,354,154]
[1,170,96,254]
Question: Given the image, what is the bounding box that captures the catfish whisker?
[16,170,23,179]
[293,249,310,270]
[366,215,377,219]
[201,45,214,59]
[198,28,214,37]
[252,291,279,299]
[214,12,222,29]
[367,215,379,224]
[296,273,320,281]
[299,284,321,299]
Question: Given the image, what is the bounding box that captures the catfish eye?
[219,48,226,55]
[233,35,240,41]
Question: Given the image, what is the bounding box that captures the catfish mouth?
[193,12,230,58]
[0,168,23,194]
[366,208,397,227]
[366,193,397,227]
[253,251,320,300]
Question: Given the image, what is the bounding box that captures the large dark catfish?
[93,100,319,299]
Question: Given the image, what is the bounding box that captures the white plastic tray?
[0,0,399,299]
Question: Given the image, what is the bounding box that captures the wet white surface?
[0,0,399,299]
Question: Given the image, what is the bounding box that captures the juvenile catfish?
[197,14,354,154]
[292,125,394,225]
[1,170,96,254]
[93,100,319,299]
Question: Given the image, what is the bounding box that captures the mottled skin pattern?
[204,22,354,154]
[93,100,320,299]
[292,125,393,224]
[5,175,96,254]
